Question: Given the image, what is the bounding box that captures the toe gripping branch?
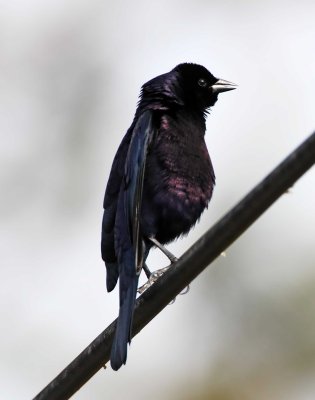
[138,237,189,296]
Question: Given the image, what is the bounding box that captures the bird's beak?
[211,79,237,94]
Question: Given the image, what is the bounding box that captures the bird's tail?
[110,271,139,371]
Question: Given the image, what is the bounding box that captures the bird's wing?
[101,126,134,292]
[110,110,155,370]
[123,110,154,272]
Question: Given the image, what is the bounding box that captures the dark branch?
[33,132,315,400]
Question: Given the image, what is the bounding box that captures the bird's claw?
[137,265,171,294]
[151,265,171,278]
[179,285,190,295]
[137,279,153,294]
[137,264,190,300]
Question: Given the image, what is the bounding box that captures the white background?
[1,1,315,399]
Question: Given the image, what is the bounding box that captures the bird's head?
[140,63,236,113]
[172,63,237,110]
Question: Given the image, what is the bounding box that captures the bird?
[101,63,236,370]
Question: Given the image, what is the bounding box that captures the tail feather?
[110,274,139,370]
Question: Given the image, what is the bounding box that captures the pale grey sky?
[1,1,315,399]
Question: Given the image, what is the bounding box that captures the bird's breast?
[142,172,213,244]
[160,172,213,222]
[142,124,215,243]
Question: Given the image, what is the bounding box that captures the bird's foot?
[137,264,190,297]
[151,264,172,278]
[137,280,151,294]
[168,285,190,304]
[138,265,172,294]
[180,285,190,295]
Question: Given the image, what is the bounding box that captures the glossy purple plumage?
[101,63,235,370]
[140,110,215,244]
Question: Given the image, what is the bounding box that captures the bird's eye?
[198,78,207,87]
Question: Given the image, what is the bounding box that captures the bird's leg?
[138,237,178,294]
[148,235,178,280]
[148,236,178,263]
[148,236,190,295]
[142,263,151,279]
[137,264,153,293]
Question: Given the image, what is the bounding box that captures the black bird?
[101,63,236,370]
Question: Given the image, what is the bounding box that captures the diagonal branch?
[33,132,315,400]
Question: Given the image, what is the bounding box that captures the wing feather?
[109,110,155,369]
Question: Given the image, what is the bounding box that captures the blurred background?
[1,0,315,399]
